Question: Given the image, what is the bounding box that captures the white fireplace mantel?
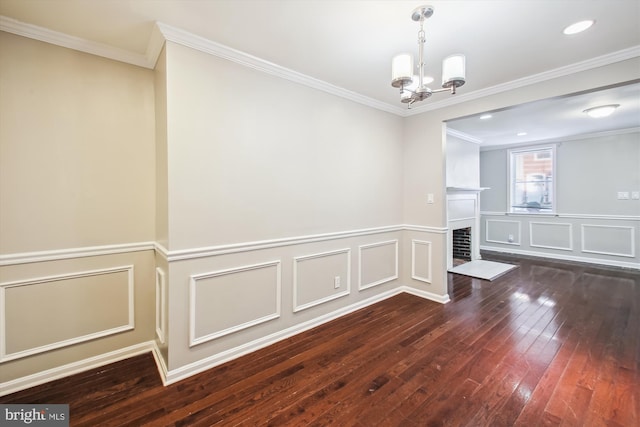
[446,187,489,270]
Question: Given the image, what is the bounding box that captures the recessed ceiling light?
[480,114,492,120]
[517,132,527,136]
[563,20,594,35]
[583,104,620,118]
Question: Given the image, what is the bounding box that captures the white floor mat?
[449,260,517,281]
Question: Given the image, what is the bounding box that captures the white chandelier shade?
[442,54,466,88]
[391,5,467,107]
[391,54,414,88]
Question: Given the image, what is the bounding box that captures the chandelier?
[391,5,466,107]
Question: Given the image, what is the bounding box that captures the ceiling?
[1,0,639,142]
[447,81,640,148]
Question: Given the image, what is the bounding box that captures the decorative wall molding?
[154,22,404,116]
[529,222,573,251]
[0,224,445,266]
[163,285,449,386]
[358,240,399,291]
[403,225,449,234]
[158,225,406,262]
[0,242,155,266]
[4,16,636,118]
[480,245,640,270]
[155,268,167,344]
[189,261,281,347]
[293,248,351,312]
[485,219,522,246]
[411,240,432,284]
[581,224,635,258]
[0,16,155,68]
[481,211,640,221]
[0,266,135,362]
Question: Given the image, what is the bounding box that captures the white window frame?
[508,145,556,214]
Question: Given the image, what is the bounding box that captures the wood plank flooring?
[2,254,639,426]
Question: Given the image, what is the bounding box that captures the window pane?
[510,147,554,212]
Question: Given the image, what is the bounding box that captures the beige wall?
[0,32,156,385]
[164,41,404,251]
[0,32,156,253]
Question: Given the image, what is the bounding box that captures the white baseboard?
[400,286,451,304]
[480,245,640,270]
[163,286,449,385]
[1,287,450,394]
[0,342,155,397]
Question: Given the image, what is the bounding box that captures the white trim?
[400,286,450,304]
[405,46,640,117]
[293,249,351,312]
[486,219,522,246]
[481,211,640,221]
[165,225,403,261]
[403,225,449,234]
[0,225,446,266]
[2,16,638,117]
[529,222,573,251]
[0,16,155,68]
[480,245,640,270]
[581,224,636,258]
[0,242,155,266]
[162,286,447,385]
[155,268,167,344]
[189,261,282,347]
[358,240,399,291]
[411,240,432,284]
[155,22,404,116]
[480,127,640,151]
[446,128,483,144]
[0,266,135,362]
[0,342,156,397]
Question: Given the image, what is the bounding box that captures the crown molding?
[153,22,405,116]
[479,126,640,151]
[0,16,155,68]
[2,15,638,118]
[446,128,483,144]
[404,45,640,117]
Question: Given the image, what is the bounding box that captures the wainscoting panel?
[155,268,167,344]
[189,261,281,347]
[358,240,398,290]
[481,212,640,269]
[530,222,573,251]
[411,240,432,283]
[581,224,635,257]
[293,249,351,312]
[1,266,134,362]
[486,220,521,245]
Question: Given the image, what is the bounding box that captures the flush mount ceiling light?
[391,5,466,107]
[563,20,594,35]
[583,104,620,118]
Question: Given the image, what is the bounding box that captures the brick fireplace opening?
[452,226,472,265]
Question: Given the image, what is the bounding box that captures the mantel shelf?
[446,187,490,193]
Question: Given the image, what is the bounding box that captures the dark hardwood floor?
[2,255,639,426]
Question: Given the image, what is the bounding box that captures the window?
[509,146,555,213]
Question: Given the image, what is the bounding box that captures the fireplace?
[446,187,486,270]
[452,227,472,262]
